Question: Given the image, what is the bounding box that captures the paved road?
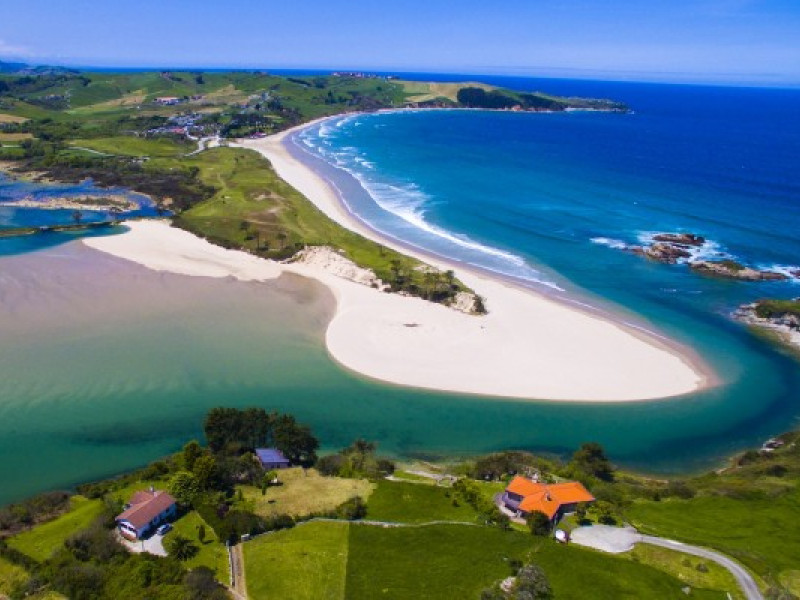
[639,534,763,600]
[571,525,763,600]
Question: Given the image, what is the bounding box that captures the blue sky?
[1,0,799,84]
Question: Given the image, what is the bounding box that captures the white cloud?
[0,38,35,58]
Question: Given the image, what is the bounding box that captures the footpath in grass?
[7,496,104,562]
[244,521,349,600]
[366,480,480,524]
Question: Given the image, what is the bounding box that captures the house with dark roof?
[115,489,177,540]
[255,448,290,470]
[500,476,594,523]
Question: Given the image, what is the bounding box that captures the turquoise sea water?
[1,79,799,505]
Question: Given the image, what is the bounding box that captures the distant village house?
[255,448,290,470]
[153,96,182,106]
[115,488,177,540]
[501,476,594,523]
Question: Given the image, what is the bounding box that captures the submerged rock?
[690,260,788,281]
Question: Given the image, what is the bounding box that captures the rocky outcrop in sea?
[624,232,797,281]
[735,299,800,354]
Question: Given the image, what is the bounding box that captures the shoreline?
[83,111,716,401]
[239,114,716,398]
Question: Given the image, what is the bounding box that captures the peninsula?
[0,66,709,401]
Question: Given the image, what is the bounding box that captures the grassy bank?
[7,496,104,562]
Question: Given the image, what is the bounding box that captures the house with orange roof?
[500,475,594,523]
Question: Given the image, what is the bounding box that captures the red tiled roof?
[506,476,594,519]
[116,490,176,530]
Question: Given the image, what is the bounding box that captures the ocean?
[1,77,799,505]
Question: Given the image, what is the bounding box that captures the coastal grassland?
[0,132,33,141]
[0,555,28,595]
[69,136,194,157]
[626,489,800,588]
[244,521,349,600]
[170,510,229,578]
[7,496,104,561]
[0,113,30,124]
[239,467,375,518]
[399,80,495,102]
[625,543,744,600]
[365,480,481,523]
[173,146,475,303]
[345,523,725,600]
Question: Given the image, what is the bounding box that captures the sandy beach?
[85,122,713,402]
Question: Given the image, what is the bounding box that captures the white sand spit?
[85,120,713,401]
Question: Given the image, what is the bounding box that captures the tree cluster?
[451,479,509,529]
[316,439,395,480]
[203,407,319,466]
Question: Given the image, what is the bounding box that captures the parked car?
[156,523,173,535]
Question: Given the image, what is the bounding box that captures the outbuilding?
[255,448,291,470]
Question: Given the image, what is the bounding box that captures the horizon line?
[2,56,799,89]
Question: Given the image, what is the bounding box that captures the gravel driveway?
[569,524,640,553]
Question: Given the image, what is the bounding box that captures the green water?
[0,238,797,506]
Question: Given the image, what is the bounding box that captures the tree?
[185,566,228,600]
[169,471,201,506]
[272,414,319,466]
[526,511,552,536]
[182,440,203,472]
[514,563,552,599]
[166,534,199,561]
[570,442,614,482]
[335,496,367,520]
[193,454,217,490]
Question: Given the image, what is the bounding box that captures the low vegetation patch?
[366,480,481,524]
[240,467,374,519]
[7,496,104,562]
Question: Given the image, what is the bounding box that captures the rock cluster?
[691,261,788,281]
[629,232,796,281]
[629,232,705,264]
